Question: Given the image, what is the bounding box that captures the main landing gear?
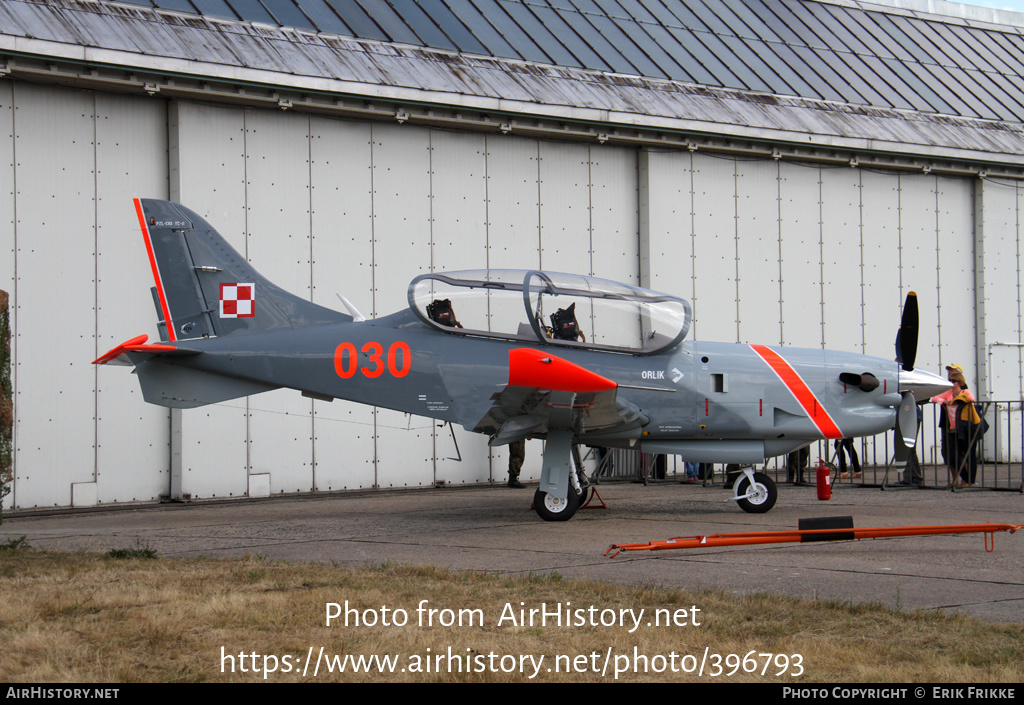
[533,485,580,521]
[533,435,589,521]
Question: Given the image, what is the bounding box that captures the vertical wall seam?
[8,82,15,509]
[242,108,251,483]
[858,170,866,354]
[590,145,597,278]
[536,142,543,270]
[368,122,377,489]
[307,115,316,492]
[1017,181,1022,398]
[818,168,825,349]
[483,134,492,482]
[974,178,987,397]
[427,129,436,483]
[167,100,182,502]
[934,177,943,364]
[897,173,904,299]
[688,150,697,340]
[733,158,740,344]
[92,92,99,485]
[776,160,783,347]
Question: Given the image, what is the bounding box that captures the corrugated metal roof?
[101,0,1024,123]
[2,0,1024,166]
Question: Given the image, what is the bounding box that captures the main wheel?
[734,472,777,514]
[576,485,592,507]
[533,486,580,522]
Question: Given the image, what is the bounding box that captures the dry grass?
[1,548,1022,682]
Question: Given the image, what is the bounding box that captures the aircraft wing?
[470,348,643,445]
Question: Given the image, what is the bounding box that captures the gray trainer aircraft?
[95,199,951,521]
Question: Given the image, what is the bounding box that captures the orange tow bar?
[605,521,1023,558]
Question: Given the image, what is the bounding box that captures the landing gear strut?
[533,430,589,521]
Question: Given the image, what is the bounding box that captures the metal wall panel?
[916,176,975,464]
[934,177,976,387]
[778,162,824,349]
[893,175,942,464]
[173,101,250,499]
[11,84,97,508]
[484,135,541,269]
[308,116,376,492]
[0,81,11,297]
[819,167,864,355]
[94,93,170,504]
[482,134,544,481]
[690,153,739,342]
[589,144,641,348]
[538,141,597,345]
[980,179,1022,401]
[538,141,592,273]
[899,175,942,380]
[369,123,435,488]
[243,109,315,494]
[859,170,903,358]
[0,81,11,513]
[428,129,490,485]
[589,145,639,285]
[641,150,695,302]
[857,170,905,464]
[735,159,782,346]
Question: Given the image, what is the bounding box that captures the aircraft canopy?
[408,270,691,355]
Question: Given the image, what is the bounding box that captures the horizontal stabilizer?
[93,334,201,366]
[135,359,279,409]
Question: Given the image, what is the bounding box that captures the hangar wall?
[165,99,640,502]
[1,81,171,510]
[641,149,980,465]
[1,79,1020,509]
[0,83,642,508]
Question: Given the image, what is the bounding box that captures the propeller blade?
[896,390,918,449]
[896,291,919,371]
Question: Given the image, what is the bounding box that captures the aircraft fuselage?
[139,313,905,462]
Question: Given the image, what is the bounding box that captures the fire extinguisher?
[816,462,832,500]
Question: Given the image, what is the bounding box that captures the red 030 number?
[334,341,411,379]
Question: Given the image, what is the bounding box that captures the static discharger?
[604,517,1024,558]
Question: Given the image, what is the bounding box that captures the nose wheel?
[733,470,777,514]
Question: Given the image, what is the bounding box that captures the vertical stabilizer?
[135,199,349,341]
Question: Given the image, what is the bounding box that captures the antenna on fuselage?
[336,293,366,322]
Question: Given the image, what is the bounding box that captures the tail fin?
[135,199,349,341]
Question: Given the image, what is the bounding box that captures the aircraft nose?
[899,368,952,399]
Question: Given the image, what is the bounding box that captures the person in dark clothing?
[835,438,861,479]
[507,439,526,489]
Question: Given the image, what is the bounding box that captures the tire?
[735,472,777,514]
[577,485,591,506]
[533,486,580,522]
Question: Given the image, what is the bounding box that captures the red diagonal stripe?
[750,344,843,439]
[135,199,176,342]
